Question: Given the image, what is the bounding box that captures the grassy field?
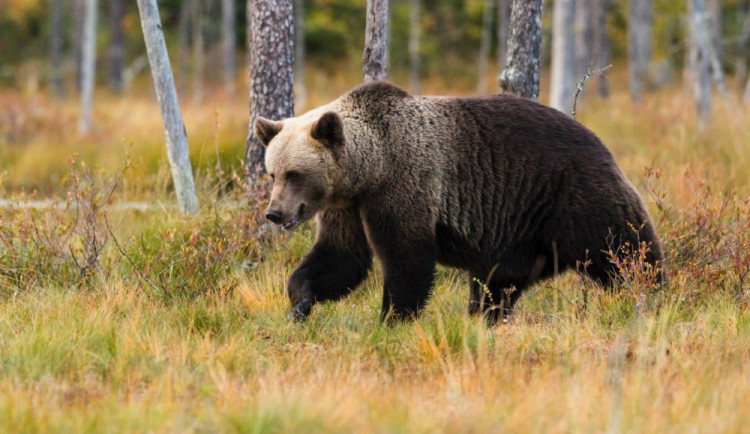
[1,74,750,433]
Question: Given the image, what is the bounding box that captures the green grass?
[1,72,750,432]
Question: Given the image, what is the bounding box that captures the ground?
[1,70,749,432]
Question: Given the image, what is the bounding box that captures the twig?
[104,213,165,297]
[572,64,613,119]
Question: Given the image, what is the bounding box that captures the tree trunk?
[744,76,750,103]
[496,0,510,71]
[108,0,126,93]
[477,0,493,94]
[246,0,295,177]
[49,0,65,99]
[222,0,237,93]
[499,0,544,101]
[79,0,97,135]
[628,0,652,102]
[363,0,388,82]
[574,0,592,79]
[409,0,420,93]
[137,0,199,214]
[688,0,713,127]
[294,0,307,109]
[550,0,575,114]
[692,0,728,100]
[592,0,610,98]
[192,0,204,105]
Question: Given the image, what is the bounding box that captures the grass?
[1,70,750,432]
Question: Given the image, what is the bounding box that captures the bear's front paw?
[287,299,312,322]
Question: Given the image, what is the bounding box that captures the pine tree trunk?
[409,0,420,93]
[192,0,204,105]
[79,0,97,135]
[496,0,510,71]
[222,0,237,93]
[499,0,544,101]
[592,0,610,98]
[137,0,199,214]
[108,0,126,93]
[363,0,388,82]
[550,0,575,114]
[246,0,295,177]
[628,0,652,102]
[49,0,65,99]
[477,0,493,94]
[294,0,307,109]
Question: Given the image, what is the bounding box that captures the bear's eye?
[285,171,301,182]
[269,173,275,181]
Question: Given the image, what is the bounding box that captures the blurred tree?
[575,0,592,80]
[49,0,64,99]
[688,0,713,126]
[628,0,652,102]
[364,0,388,82]
[294,0,307,109]
[550,0,575,114]
[222,0,237,93]
[592,0,610,98]
[246,0,294,176]
[499,0,544,101]
[192,0,204,105]
[109,0,126,93]
[79,0,97,135]
[409,0,420,93]
[137,0,199,213]
[477,0,493,94]
[496,0,510,71]
[73,0,84,92]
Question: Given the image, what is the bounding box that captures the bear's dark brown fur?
[256,81,663,323]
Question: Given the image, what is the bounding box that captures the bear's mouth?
[282,205,304,231]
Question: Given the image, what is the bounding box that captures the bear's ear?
[254,117,283,147]
[311,111,345,149]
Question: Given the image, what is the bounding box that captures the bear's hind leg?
[287,209,372,321]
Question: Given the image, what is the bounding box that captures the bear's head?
[255,111,346,230]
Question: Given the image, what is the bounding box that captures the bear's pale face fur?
[256,109,346,230]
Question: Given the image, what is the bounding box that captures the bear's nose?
[265,210,283,224]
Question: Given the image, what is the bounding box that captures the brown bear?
[255,81,663,324]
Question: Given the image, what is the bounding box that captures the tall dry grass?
[1,71,750,432]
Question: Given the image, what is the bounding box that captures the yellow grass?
[1,71,750,432]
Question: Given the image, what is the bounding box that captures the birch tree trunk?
[363,0,388,82]
[246,0,295,177]
[79,0,97,135]
[222,0,237,93]
[137,0,199,214]
[108,0,126,93]
[409,0,420,93]
[477,0,493,94]
[192,0,204,105]
[592,0,610,98]
[294,0,307,109]
[550,0,575,114]
[49,0,65,99]
[628,0,652,102]
[688,0,713,127]
[496,0,510,70]
[499,0,544,101]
